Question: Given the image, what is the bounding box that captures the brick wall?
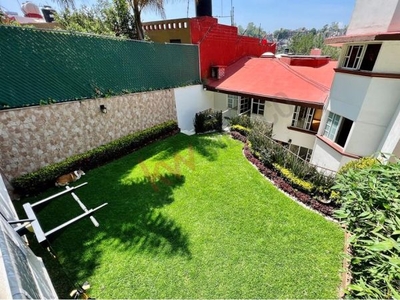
[0,90,177,180]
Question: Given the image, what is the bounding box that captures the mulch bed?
[230,131,336,218]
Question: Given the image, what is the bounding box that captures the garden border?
[229,131,336,219]
[229,131,351,298]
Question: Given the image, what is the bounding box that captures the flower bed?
[231,131,335,217]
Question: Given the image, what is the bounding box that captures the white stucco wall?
[310,139,343,172]
[264,102,293,142]
[264,102,316,149]
[213,93,228,111]
[328,73,371,120]
[379,100,400,155]
[345,121,386,155]
[311,139,357,173]
[174,85,214,132]
[358,78,400,126]
[374,42,400,73]
[346,0,400,35]
[344,77,400,155]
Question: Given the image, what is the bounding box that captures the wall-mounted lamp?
[100,105,107,114]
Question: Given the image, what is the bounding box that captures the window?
[360,44,381,71]
[291,106,315,130]
[289,144,313,162]
[239,97,250,114]
[343,45,364,69]
[228,95,239,109]
[252,99,265,115]
[342,43,381,71]
[323,112,353,147]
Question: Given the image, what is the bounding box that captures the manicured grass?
[24,133,344,298]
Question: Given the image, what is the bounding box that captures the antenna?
[187,0,189,18]
[231,0,234,26]
[214,0,234,26]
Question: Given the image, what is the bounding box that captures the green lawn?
[25,133,344,298]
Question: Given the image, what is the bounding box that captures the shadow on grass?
[18,133,229,297]
[101,173,191,257]
[143,133,228,162]
[39,173,189,297]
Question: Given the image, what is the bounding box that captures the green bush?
[273,163,314,192]
[339,156,379,175]
[194,109,222,134]
[334,161,400,299]
[246,122,334,196]
[228,114,252,128]
[12,120,179,196]
[231,125,250,136]
[331,156,380,202]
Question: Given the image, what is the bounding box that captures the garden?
[15,121,344,298]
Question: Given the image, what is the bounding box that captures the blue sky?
[2,0,355,32]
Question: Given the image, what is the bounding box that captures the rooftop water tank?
[41,6,56,23]
[196,0,212,17]
[21,2,43,19]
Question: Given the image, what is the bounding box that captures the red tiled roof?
[206,56,337,106]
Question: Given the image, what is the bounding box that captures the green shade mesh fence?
[0,26,200,110]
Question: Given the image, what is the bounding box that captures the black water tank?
[195,0,212,17]
[41,6,56,23]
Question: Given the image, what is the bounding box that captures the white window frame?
[228,95,239,109]
[323,112,342,141]
[239,97,251,114]
[342,44,365,70]
[252,98,265,115]
[289,144,313,162]
[291,106,315,130]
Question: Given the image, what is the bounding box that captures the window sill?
[335,68,400,79]
[287,126,317,135]
[316,135,361,159]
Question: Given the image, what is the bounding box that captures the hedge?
[12,120,179,196]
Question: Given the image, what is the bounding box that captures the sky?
[2,0,355,32]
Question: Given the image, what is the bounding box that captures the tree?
[288,32,314,55]
[273,28,290,40]
[128,0,186,40]
[127,0,165,40]
[56,0,136,38]
[238,22,266,38]
[287,30,341,60]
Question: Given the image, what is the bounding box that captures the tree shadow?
[22,173,189,298]
[17,133,230,297]
[140,132,228,162]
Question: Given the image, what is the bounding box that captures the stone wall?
[0,90,177,180]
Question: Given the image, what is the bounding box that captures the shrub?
[231,125,250,136]
[273,163,314,192]
[194,109,222,134]
[334,161,400,298]
[339,156,380,175]
[228,114,252,128]
[12,120,179,196]
[331,156,380,203]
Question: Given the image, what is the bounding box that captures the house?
[310,0,400,172]
[205,53,336,162]
[143,0,276,79]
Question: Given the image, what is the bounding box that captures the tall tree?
[128,0,167,40]
[287,30,341,60]
[56,0,136,38]
[238,22,266,38]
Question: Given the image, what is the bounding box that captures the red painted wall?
[190,17,276,79]
[280,56,331,68]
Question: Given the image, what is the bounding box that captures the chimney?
[196,0,212,17]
